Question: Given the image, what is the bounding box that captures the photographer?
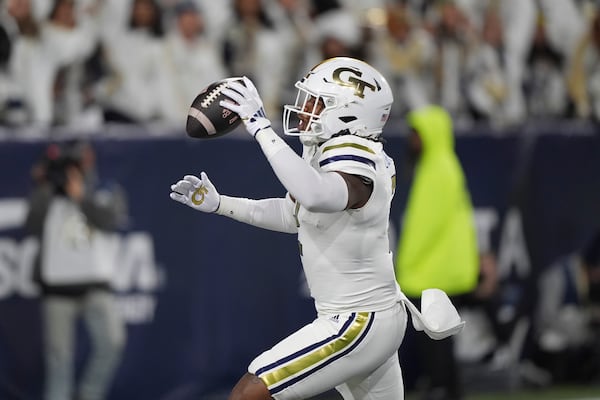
[24,142,126,400]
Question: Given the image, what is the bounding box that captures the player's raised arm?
[220,77,350,212]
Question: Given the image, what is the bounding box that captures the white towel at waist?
[399,288,465,340]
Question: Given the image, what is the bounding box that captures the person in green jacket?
[395,105,479,400]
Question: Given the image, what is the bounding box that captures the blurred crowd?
[0,0,599,132]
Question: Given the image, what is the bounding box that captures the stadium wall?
[0,124,598,399]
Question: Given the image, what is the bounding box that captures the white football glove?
[170,172,220,213]
[220,76,271,137]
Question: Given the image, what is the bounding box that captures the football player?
[170,57,461,400]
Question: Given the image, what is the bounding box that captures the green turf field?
[308,384,600,400]
[405,385,600,400]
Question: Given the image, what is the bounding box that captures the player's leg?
[343,352,405,400]
[247,303,406,400]
[339,304,407,400]
[242,313,366,400]
[228,372,272,400]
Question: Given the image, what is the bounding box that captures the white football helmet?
[283,57,393,143]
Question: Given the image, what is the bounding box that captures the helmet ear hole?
[312,123,323,134]
[339,116,357,123]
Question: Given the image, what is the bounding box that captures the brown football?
[186,78,243,139]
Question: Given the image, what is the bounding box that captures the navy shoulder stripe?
[319,154,376,169]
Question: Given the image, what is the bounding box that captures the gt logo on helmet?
[331,67,379,99]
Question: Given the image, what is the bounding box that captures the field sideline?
[303,384,600,400]
[404,385,600,400]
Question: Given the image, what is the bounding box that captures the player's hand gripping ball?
[186,78,243,138]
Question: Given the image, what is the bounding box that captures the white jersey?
[295,135,400,315]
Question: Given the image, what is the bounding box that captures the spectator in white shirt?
[223,0,288,119]
[0,15,26,126]
[369,2,435,117]
[43,0,101,128]
[431,1,476,122]
[6,0,100,128]
[95,0,167,123]
[567,9,600,121]
[524,14,568,119]
[464,5,509,125]
[157,2,227,124]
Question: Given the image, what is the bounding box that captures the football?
[186,78,243,139]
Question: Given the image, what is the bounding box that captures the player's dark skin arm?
[297,96,373,210]
[339,172,373,209]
